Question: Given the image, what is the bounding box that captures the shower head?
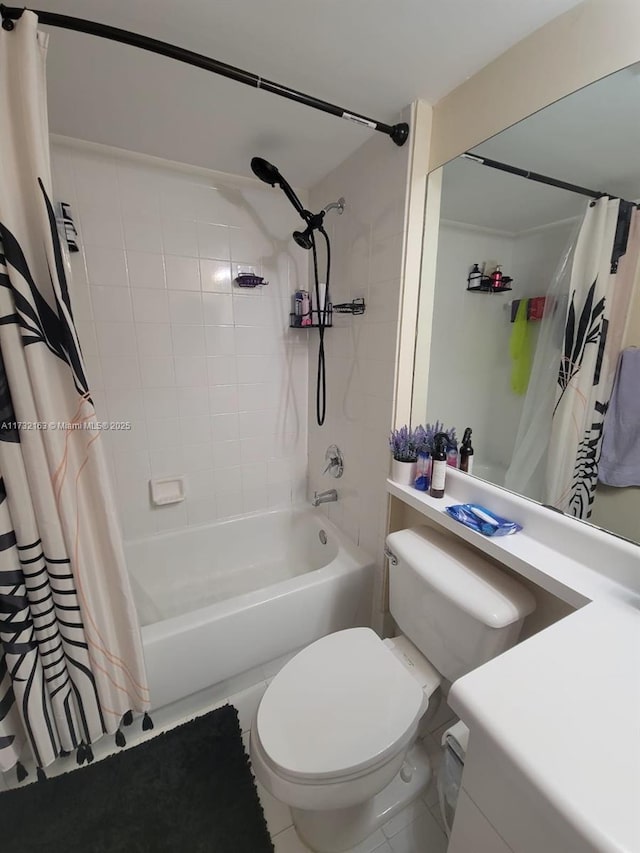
[293,227,314,250]
[250,156,306,217]
[250,157,281,186]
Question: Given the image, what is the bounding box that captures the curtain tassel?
[142,712,154,732]
[85,744,95,764]
[16,761,28,782]
[36,767,47,782]
[59,749,70,758]
[76,742,88,765]
[115,728,126,748]
[122,710,134,727]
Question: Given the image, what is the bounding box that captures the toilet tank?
[386,526,535,682]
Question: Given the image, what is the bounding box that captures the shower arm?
[0,5,410,147]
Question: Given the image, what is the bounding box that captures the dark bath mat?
[0,704,274,853]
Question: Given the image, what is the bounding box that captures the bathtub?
[125,508,374,709]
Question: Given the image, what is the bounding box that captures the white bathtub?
[125,508,375,709]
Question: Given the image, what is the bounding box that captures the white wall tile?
[204,325,235,357]
[171,325,205,357]
[177,387,210,418]
[168,290,203,325]
[174,356,207,387]
[96,323,137,358]
[165,255,200,291]
[91,286,132,323]
[143,387,179,419]
[53,140,308,538]
[200,259,232,293]
[85,246,128,288]
[207,356,237,386]
[139,356,175,387]
[146,418,180,450]
[127,251,166,289]
[210,413,239,443]
[101,356,140,390]
[123,218,163,254]
[202,293,233,325]
[132,288,170,324]
[136,324,173,356]
[80,211,123,249]
[162,219,198,257]
[197,222,230,260]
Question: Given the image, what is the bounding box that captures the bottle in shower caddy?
[459,427,474,474]
[429,433,449,499]
[491,265,503,289]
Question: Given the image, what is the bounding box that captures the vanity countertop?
[386,476,640,608]
[448,599,640,853]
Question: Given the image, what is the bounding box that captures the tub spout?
[312,489,338,507]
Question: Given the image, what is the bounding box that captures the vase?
[390,458,417,486]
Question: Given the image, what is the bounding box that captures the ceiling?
[440,64,640,233]
[33,0,583,187]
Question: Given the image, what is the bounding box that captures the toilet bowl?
[250,628,438,812]
[250,525,536,852]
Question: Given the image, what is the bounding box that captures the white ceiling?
[34,0,583,187]
[440,64,640,233]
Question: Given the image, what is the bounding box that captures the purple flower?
[389,425,418,462]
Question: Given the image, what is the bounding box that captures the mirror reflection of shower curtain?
[504,218,579,501]
[506,199,640,518]
[547,200,639,517]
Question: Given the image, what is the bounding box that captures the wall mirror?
[415,63,640,544]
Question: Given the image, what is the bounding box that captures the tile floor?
[1,649,454,853]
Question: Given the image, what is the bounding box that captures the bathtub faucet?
[312,489,338,507]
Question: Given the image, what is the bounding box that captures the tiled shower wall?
[307,117,410,625]
[50,139,308,539]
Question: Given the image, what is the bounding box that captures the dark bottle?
[429,432,449,499]
[459,427,474,474]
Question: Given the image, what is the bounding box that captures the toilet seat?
[255,628,425,784]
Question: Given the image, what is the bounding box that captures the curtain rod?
[461,152,608,200]
[0,4,409,147]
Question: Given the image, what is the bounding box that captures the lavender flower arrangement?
[414,421,457,455]
[389,422,458,463]
[389,425,418,462]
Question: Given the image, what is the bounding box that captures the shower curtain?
[0,12,148,776]
[546,199,638,517]
[506,197,639,518]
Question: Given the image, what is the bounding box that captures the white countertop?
[449,600,640,853]
[387,475,640,608]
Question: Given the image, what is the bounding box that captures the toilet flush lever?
[384,546,398,566]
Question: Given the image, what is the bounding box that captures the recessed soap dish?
[150,476,185,506]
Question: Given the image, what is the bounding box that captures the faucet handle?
[323,444,344,478]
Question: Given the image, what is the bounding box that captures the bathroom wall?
[426,218,575,481]
[306,118,411,627]
[50,139,308,539]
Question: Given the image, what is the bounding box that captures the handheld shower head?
[250,157,281,186]
[250,156,306,217]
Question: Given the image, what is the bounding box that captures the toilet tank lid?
[386,526,536,628]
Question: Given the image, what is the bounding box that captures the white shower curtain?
[0,12,148,776]
[546,198,638,517]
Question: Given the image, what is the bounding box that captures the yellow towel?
[510,299,531,395]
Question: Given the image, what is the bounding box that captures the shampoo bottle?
[429,433,448,499]
[459,427,474,474]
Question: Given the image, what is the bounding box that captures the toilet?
[250,525,535,852]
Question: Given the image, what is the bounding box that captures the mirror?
[417,64,640,544]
